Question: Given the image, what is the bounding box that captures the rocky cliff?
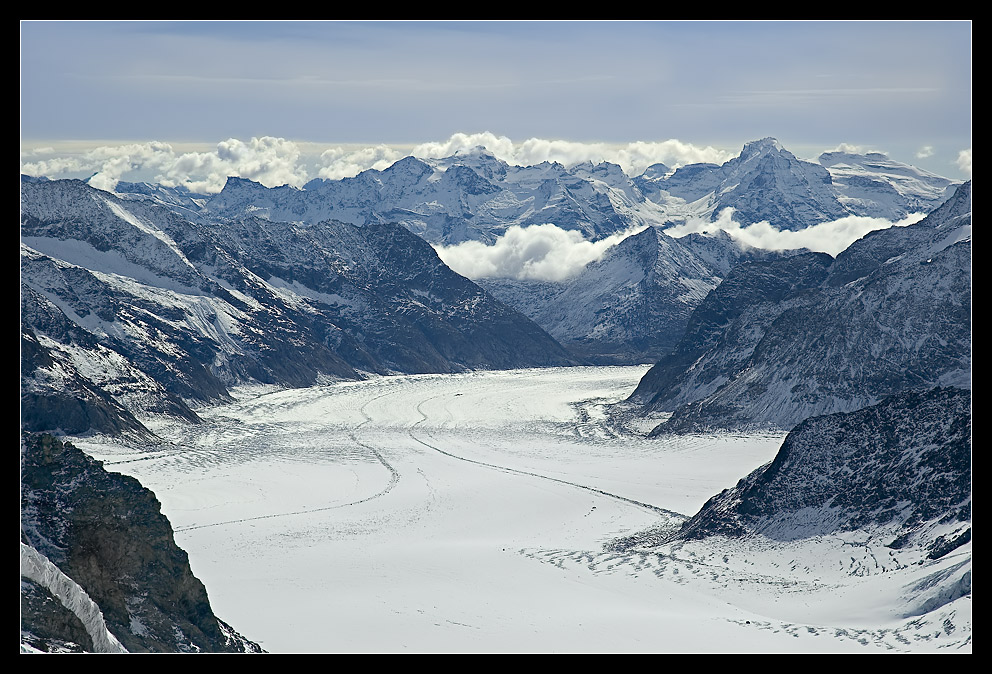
[20,433,263,653]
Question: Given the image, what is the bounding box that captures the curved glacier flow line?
[175,389,401,533]
[409,395,681,519]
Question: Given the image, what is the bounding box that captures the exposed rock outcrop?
[20,433,262,653]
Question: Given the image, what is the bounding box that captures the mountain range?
[109,138,960,246]
[631,180,971,434]
[21,137,971,652]
[20,177,576,437]
[91,137,961,366]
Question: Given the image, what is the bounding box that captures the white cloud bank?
[435,208,923,283]
[20,137,311,194]
[21,133,735,194]
[665,208,927,257]
[434,223,646,282]
[411,132,734,176]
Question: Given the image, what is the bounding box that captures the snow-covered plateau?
[70,366,971,653]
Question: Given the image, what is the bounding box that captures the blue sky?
[20,20,972,185]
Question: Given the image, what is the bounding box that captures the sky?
[20,20,972,190]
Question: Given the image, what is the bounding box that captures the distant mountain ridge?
[479,226,806,364]
[104,139,962,248]
[20,141,967,434]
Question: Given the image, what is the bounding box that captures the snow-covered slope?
[632,182,971,433]
[20,178,575,436]
[479,227,801,364]
[648,138,850,229]
[674,386,971,561]
[819,150,960,219]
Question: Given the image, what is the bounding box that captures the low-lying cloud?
[436,208,924,283]
[665,208,926,256]
[434,223,644,282]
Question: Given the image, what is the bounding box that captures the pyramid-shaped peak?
[221,175,265,191]
[741,137,786,156]
[383,155,433,176]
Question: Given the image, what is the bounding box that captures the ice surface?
[73,367,971,653]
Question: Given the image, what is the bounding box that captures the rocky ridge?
[673,387,971,554]
[632,182,971,434]
[20,433,263,653]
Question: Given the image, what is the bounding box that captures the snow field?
[73,366,970,653]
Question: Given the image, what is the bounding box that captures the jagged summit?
[98,137,963,245]
[738,136,787,157]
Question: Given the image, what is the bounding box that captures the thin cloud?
[916,146,935,159]
[825,142,867,154]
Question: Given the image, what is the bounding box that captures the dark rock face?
[630,252,834,408]
[20,577,95,653]
[633,182,971,434]
[20,433,263,653]
[674,387,971,549]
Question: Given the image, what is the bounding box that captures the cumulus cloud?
[955,148,971,177]
[827,142,866,154]
[317,144,406,180]
[916,145,935,159]
[159,137,309,193]
[20,132,737,192]
[413,132,518,163]
[434,223,644,282]
[406,132,732,176]
[665,208,926,257]
[20,137,311,194]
